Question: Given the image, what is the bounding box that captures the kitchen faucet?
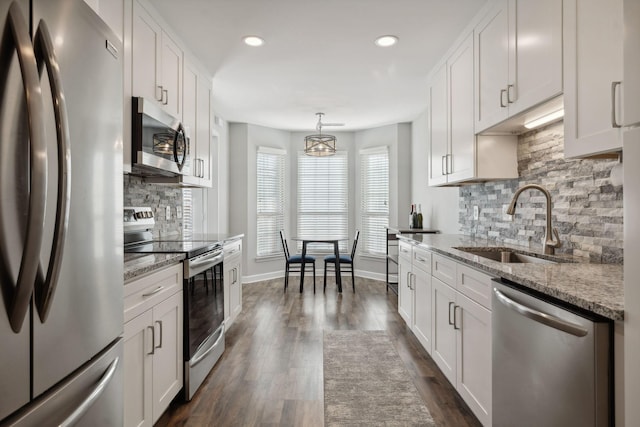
[506,184,561,255]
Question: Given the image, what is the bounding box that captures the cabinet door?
[161,31,183,119]
[447,33,475,184]
[507,0,562,117]
[624,0,640,126]
[412,267,432,354]
[132,1,162,104]
[124,310,153,427]
[229,258,242,323]
[431,277,457,385]
[197,75,213,187]
[398,257,413,327]
[428,63,449,186]
[475,0,509,132]
[151,291,183,424]
[563,0,623,158]
[456,293,492,427]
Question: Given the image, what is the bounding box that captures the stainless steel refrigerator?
[0,0,124,425]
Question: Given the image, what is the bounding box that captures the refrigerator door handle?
[2,2,48,333]
[58,357,120,427]
[33,20,72,323]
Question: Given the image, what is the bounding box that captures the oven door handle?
[190,324,225,367]
[186,250,223,278]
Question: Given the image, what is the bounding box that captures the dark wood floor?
[156,277,482,427]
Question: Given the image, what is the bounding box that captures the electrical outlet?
[165,205,171,220]
[473,205,479,221]
[176,206,182,219]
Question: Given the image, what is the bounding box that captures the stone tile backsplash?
[124,175,186,238]
[458,122,623,263]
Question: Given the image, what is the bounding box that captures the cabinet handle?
[611,81,622,128]
[200,159,205,178]
[142,286,164,297]
[441,155,446,176]
[147,325,155,355]
[500,89,508,108]
[448,301,455,325]
[155,320,163,349]
[156,85,163,102]
[507,84,515,104]
[446,154,452,175]
[406,272,411,288]
[162,89,168,105]
[453,305,461,330]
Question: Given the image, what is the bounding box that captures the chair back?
[350,230,360,259]
[279,230,291,259]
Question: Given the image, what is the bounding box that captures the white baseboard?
[242,269,386,284]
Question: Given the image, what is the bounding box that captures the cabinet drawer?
[124,264,182,323]
[223,239,242,257]
[399,241,413,261]
[432,253,456,287]
[456,263,493,310]
[412,246,431,273]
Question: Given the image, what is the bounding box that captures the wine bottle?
[417,204,424,229]
[412,204,419,229]
[409,204,415,228]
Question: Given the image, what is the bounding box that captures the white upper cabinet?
[624,0,640,127]
[132,0,183,119]
[475,0,563,133]
[429,32,518,187]
[563,0,624,158]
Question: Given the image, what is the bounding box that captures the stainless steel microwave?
[131,97,190,177]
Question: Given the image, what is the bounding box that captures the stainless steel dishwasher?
[492,279,612,427]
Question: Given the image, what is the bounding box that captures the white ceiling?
[152,0,488,131]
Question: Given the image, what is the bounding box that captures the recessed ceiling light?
[243,35,264,47]
[374,35,398,47]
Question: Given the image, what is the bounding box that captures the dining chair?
[323,230,359,292]
[280,230,317,292]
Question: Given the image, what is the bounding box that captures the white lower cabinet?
[123,264,184,427]
[223,239,243,328]
[399,244,492,426]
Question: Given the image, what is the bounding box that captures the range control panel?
[123,207,155,232]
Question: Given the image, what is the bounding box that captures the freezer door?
[0,0,38,420]
[4,338,123,427]
[31,0,124,397]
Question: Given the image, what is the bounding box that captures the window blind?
[360,147,389,256]
[297,151,348,252]
[257,147,286,257]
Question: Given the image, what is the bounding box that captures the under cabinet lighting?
[524,109,564,129]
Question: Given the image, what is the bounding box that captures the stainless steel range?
[124,207,225,401]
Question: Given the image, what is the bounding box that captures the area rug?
[323,330,436,426]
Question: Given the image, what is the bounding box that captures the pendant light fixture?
[304,112,342,157]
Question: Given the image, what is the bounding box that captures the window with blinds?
[360,147,389,256]
[257,147,286,257]
[297,151,348,252]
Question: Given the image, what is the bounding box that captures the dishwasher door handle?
[493,288,589,337]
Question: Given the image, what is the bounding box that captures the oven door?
[183,253,225,400]
[131,96,189,176]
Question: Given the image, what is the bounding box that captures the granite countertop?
[124,233,244,283]
[397,233,624,321]
[124,253,185,283]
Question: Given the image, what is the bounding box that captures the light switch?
[165,205,171,220]
[473,205,479,221]
[176,206,182,219]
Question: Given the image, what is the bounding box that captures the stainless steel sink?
[454,247,559,265]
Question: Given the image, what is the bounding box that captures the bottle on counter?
[409,204,415,228]
[417,204,423,229]
[411,204,419,229]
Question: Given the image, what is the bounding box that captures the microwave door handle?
[33,20,72,322]
[2,3,48,333]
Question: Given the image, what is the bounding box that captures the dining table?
[291,237,347,293]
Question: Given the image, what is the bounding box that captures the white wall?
[410,109,459,233]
